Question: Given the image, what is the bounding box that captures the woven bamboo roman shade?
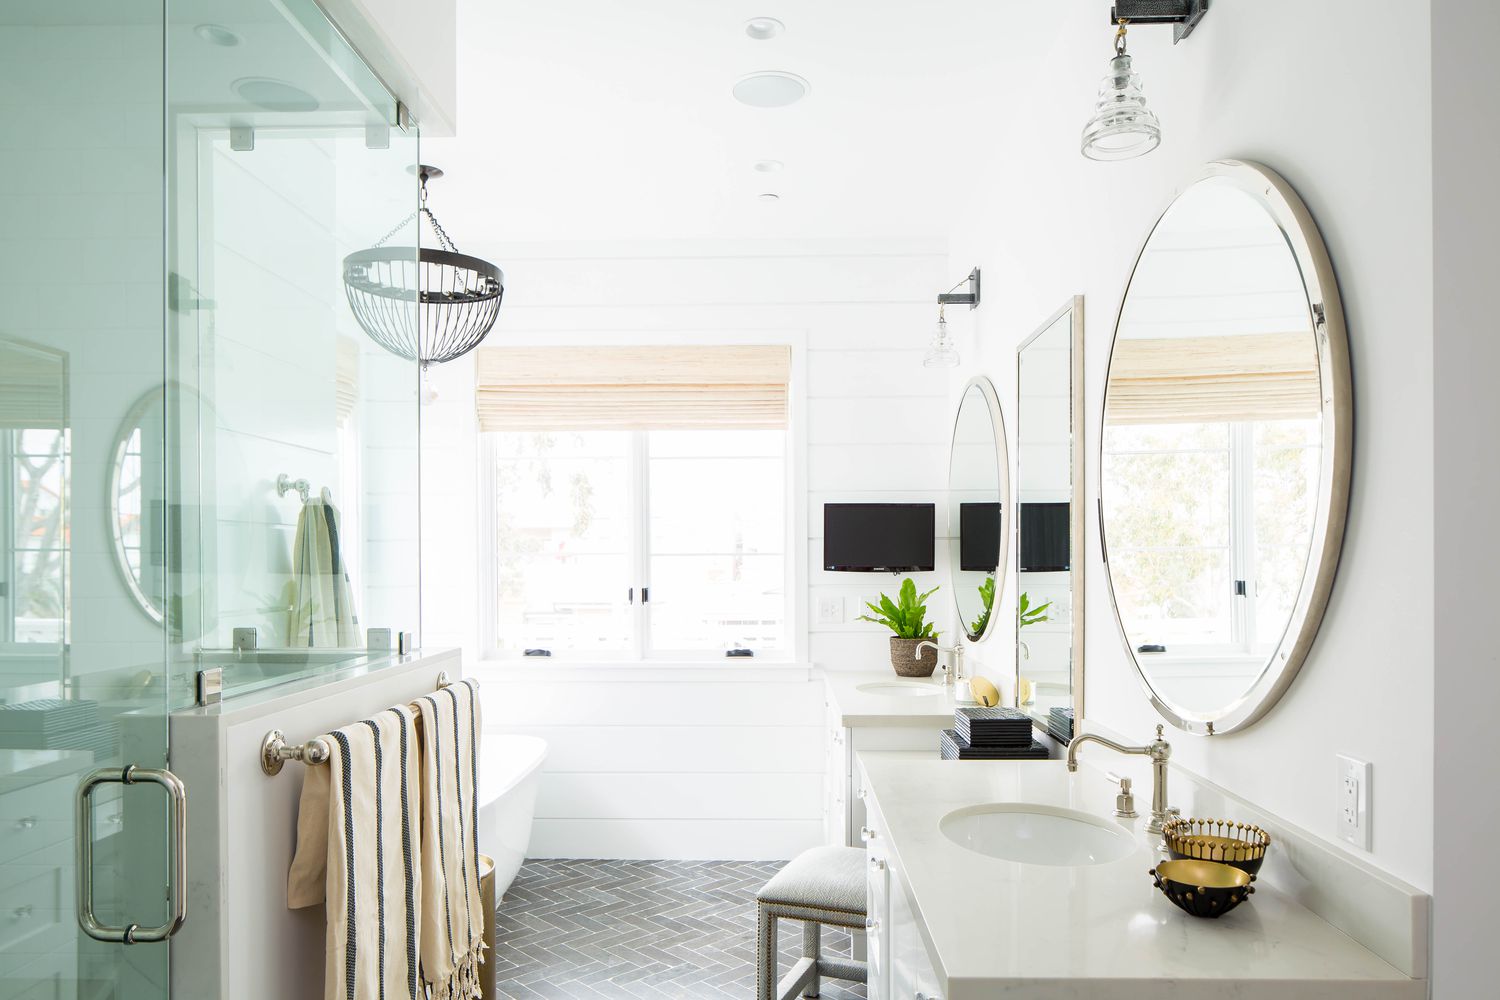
[0,343,66,430]
[1106,332,1321,425]
[475,345,791,431]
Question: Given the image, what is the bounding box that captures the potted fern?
[858,578,942,677]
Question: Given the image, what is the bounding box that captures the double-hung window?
[477,345,792,662]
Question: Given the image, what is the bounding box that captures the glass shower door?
[0,3,176,998]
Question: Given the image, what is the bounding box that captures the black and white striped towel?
[415,678,485,1000]
[288,704,424,1000]
[288,679,484,999]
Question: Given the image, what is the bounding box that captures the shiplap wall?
[420,239,953,858]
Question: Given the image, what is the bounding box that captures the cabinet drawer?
[0,861,69,978]
[0,778,75,868]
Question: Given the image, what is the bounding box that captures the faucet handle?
[1105,771,1138,818]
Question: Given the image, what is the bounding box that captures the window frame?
[1103,417,1318,659]
[476,334,808,668]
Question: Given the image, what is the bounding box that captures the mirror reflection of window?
[1103,177,1324,718]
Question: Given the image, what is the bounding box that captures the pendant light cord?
[1115,18,1129,55]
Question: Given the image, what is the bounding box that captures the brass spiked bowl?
[1150,859,1256,919]
[1162,816,1271,876]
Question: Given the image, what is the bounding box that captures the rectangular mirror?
[1016,298,1084,740]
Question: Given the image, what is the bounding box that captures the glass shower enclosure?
[0,1,419,996]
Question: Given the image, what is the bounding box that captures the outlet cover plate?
[817,596,844,625]
[1337,754,1372,851]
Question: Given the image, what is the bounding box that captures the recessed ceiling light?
[232,77,320,113]
[753,159,785,173]
[759,193,781,202]
[732,71,810,108]
[744,17,785,40]
[194,23,241,47]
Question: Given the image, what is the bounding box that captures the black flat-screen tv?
[1019,501,1071,572]
[959,502,1001,572]
[823,503,935,572]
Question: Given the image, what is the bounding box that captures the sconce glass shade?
[1081,53,1161,161]
[923,313,961,368]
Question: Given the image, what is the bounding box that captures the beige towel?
[415,679,486,1000]
[288,495,360,647]
[288,706,423,1000]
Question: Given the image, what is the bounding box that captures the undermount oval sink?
[940,803,1135,867]
[856,681,944,697]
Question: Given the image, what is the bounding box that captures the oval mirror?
[110,387,170,626]
[1100,160,1351,735]
[948,376,1010,643]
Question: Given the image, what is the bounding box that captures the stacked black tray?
[940,729,1049,760]
[1047,706,1075,744]
[0,698,118,758]
[940,705,1047,759]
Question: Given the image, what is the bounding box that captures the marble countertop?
[859,752,1423,999]
[823,670,962,727]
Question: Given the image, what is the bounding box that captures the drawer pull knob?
[15,816,37,831]
[865,917,880,932]
[13,905,34,920]
[860,826,876,842]
[869,858,886,871]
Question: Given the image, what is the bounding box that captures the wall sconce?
[925,268,981,369]
[1081,1,1210,162]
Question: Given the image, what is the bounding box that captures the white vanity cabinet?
[863,778,943,1000]
[823,673,953,850]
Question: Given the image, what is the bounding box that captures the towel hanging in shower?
[288,493,360,647]
[414,678,486,1000]
[288,705,423,1000]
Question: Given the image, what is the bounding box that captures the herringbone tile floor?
[493,858,867,1000]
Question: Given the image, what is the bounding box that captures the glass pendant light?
[1081,20,1161,161]
[923,305,961,368]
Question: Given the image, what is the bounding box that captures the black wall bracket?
[937,268,981,310]
[1111,0,1210,43]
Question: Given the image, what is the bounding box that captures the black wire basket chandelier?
[342,165,504,367]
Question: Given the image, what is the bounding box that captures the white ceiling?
[422,0,1024,244]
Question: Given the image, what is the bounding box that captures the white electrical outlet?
[1336,754,1372,851]
[816,596,844,624]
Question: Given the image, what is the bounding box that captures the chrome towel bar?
[260,670,452,776]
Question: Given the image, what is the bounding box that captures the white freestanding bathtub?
[479,734,548,900]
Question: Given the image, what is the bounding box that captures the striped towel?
[288,705,424,1000]
[415,679,486,1000]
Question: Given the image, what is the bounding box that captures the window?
[1102,417,1318,656]
[2,429,69,645]
[478,345,793,662]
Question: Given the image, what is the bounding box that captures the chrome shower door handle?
[76,765,187,944]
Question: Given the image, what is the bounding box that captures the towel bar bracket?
[259,671,457,776]
[261,730,331,776]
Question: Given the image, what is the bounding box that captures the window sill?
[474,658,815,683]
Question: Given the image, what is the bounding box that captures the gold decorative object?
[969,676,1000,708]
[1150,859,1255,919]
[1162,816,1271,875]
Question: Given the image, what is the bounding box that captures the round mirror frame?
[1099,159,1353,735]
[947,375,1012,645]
[109,386,167,627]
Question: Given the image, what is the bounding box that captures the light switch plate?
[1337,754,1372,851]
[817,596,844,624]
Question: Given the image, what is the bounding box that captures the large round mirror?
[110,388,169,625]
[948,376,1010,643]
[1100,160,1351,735]
[109,384,210,637]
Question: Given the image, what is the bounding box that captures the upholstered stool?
[755,846,868,1000]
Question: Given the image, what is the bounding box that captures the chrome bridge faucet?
[915,640,964,687]
[1067,724,1176,835]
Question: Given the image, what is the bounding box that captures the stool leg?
[756,905,777,1000]
[802,921,821,998]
